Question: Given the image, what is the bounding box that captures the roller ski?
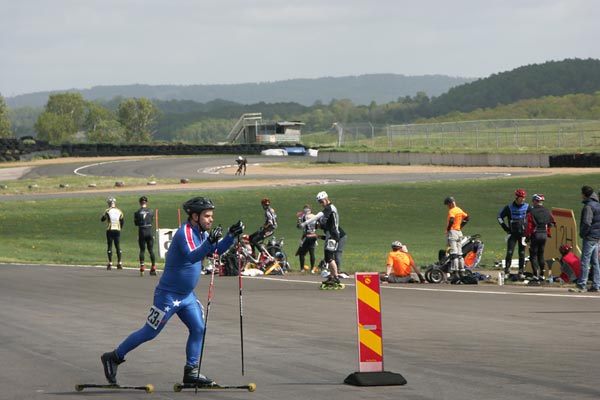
[173,365,256,392]
[173,382,257,392]
[320,275,345,290]
[75,383,154,393]
[86,350,153,392]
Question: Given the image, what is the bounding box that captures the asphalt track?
[2,263,600,400]
[20,154,533,185]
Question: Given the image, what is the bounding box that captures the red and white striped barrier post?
[345,272,407,387]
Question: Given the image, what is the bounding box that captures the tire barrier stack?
[549,153,600,167]
[0,137,59,162]
[2,136,598,167]
[0,138,298,162]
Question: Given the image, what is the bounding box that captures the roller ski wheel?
[319,283,345,290]
[174,382,256,392]
[75,383,154,393]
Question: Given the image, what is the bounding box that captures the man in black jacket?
[570,186,600,292]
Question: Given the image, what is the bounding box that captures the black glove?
[208,225,223,244]
[228,220,244,236]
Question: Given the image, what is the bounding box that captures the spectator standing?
[296,205,318,273]
[497,189,530,277]
[570,186,600,292]
[249,198,277,251]
[525,194,556,281]
[134,196,157,276]
[444,196,469,280]
[101,197,124,270]
[299,191,343,288]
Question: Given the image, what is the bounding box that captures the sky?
[1,0,599,97]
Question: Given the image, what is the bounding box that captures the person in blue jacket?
[497,189,530,277]
[101,196,244,386]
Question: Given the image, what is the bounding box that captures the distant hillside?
[6,74,473,108]
[429,58,600,116]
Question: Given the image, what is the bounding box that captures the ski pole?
[196,245,218,393]
[237,235,245,375]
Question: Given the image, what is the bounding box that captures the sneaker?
[183,365,215,386]
[588,287,599,292]
[149,267,157,276]
[311,267,318,274]
[106,262,112,270]
[569,285,587,293]
[101,350,124,385]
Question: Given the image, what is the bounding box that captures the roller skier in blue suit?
[101,196,245,386]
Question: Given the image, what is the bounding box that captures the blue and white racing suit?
[115,221,234,367]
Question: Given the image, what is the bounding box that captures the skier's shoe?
[569,284,587,293]
[116,262,123,270]
[101,350,124,385]
[140,265,145,276]
[150,266,157,276]
[107,262,112,270]
[183,365,215,386]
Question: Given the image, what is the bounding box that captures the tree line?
[1,58,599,143]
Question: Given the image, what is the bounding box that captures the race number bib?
[146,305,166,330]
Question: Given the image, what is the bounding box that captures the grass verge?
[0,172,597,272]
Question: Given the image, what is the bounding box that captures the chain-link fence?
[331,119,600,153]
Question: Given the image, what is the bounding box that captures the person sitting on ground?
[383,241,425,283]
[558,244,581,284]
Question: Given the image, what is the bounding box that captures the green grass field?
[0,171,596,272]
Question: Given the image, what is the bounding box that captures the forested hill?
[429,58,600,116]
[6,74,472,108]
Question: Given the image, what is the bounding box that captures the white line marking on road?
[256,276,600,298]
[73,160,137,176]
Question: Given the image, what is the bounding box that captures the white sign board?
[158,228,177,259]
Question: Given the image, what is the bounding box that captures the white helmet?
[316,191,328,201]
[107,197,116,205]
[392,241,403,248]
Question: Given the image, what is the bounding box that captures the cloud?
[1,0,598,96]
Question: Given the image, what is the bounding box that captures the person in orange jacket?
[383,241,425,283]
[444,196,469,280]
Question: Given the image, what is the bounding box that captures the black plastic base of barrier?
[344,371,407,386]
